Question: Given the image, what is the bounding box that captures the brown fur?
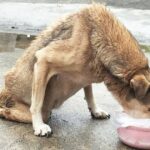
[0,4,150,130]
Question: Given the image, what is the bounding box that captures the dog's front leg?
[84,85,110,119]
[30,55,55,137]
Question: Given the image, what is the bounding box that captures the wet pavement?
[0,3,150,44]
[0,49,138,150]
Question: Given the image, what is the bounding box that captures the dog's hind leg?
[0,102,31,123]
[84,85,110,119]
[0,89,50,124]
[0,89,31,123]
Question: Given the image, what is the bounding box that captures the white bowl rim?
[115,111,150,129]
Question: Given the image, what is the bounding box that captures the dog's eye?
[148,108,150,111]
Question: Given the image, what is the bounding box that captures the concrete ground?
[0,1,150,150]
[0,49,136,150]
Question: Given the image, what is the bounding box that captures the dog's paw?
[90,108,110,119]
[34,123,52,137]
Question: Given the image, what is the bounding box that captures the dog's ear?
[130,74,150,99]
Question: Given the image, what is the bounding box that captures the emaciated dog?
[0,4,150,137]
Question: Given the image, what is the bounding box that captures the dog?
[0,4,150,137]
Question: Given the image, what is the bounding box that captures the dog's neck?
[103,68,150,108]
[103,71,133,107]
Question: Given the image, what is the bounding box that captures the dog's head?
[124,71,150,118]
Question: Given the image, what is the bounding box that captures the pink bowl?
[116,112,150,149]
[117,126,150,149]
